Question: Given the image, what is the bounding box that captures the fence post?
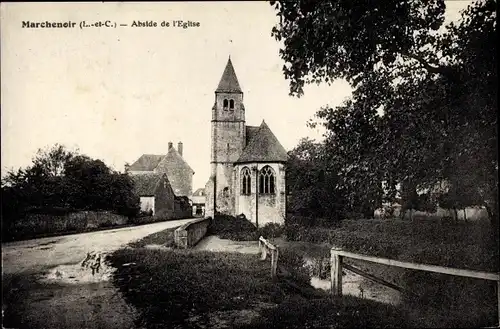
[259,238,267,260]
[330,247,343,296]
[497,280,500,327]
[271,248,279,279]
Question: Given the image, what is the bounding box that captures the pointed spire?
[216,57,242,93]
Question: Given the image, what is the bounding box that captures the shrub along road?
[2,218,194,329]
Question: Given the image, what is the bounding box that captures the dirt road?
[2,219,194,329]
[2,218,194,274]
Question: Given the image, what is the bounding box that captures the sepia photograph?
[1,1,498,328]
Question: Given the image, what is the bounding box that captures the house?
[131,173,176,218]
[204,57,288,226]
[191,188,206,216]
[132,172,192,219]
[127,141,194,197]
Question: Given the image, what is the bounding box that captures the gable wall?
[155,157,193,196]
[154,177,176,219]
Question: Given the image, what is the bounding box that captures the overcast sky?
[1,1,471,189]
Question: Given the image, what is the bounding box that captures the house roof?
[161,147,195,174]
[132,173,167,196]
[236,121,288,163]
[128,154,165,171]
[216,57,242,93]
[193,188,205,196]
[128,148,194,174]
[245,125,260,146]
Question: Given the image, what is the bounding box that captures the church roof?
[216,57,242,93]
[132,173,168,196]
[236,121,288,164]
[245,125,260,145]
[128,154,165,171]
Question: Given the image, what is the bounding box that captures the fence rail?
[330,247,500,327]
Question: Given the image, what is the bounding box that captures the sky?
[1,1,471,189]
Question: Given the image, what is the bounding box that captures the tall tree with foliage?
[1,144,140,220]
[287,138,349,221]
[271,0,497,225]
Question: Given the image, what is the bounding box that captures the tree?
[1,144,140,220]
[271,0,497,226]
[32,144,76,176]
[287,138,349,221]
[270,0,451,97]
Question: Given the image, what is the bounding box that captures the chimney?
[168,141,173,150]
[178,141,183,156]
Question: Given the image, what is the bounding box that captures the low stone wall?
[5,211,129,241]
[174,217,211,249]
[374,204,490,221]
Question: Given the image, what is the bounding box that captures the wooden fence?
[259,236,279,278]
[330,247,500,327]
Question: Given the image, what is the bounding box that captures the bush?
[277,249,311,287]
[257,223,284,239]
[208,214,260,241]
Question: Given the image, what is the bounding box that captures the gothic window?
[258,166,276,194]
[223,187,229,197]
[241,167,251,195]
[223,99,228,109]
[229,99,235,109]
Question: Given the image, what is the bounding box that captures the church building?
[205,58,288,226]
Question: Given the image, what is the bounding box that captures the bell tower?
[206,57,246,217]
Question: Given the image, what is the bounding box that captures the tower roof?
[236,121,288,163]
[216,57,242,93]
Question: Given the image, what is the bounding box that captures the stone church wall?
[235,163,285,226]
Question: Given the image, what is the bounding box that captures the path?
[194,235,260,254]
[2,218,195,329]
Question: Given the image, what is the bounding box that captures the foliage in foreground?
[242,295,406,329]
[108,249,287,328]
[108,247,406,329]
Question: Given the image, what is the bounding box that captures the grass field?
[107,226,407,329]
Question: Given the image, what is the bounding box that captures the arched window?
[223,99,228,109]
[229,99,235,109]
[241,167,251,195]
[259,166,275,194]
